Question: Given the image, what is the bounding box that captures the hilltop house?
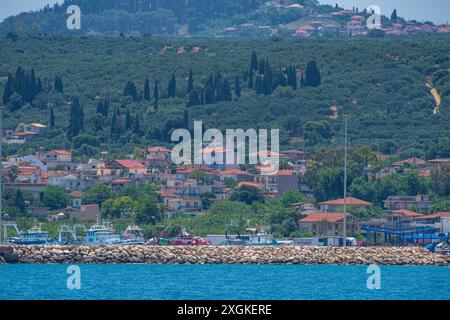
[24,123,47,135]
[146,146,172,171]
[108,160,146,178]
[38,150,73,170]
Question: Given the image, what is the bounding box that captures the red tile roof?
[320,197,372,206]
[300,212,350,223]
[48,150,71,156]
[115,160,145,168]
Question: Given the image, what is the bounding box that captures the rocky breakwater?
[8,245,449,265]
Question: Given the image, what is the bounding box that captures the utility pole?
[343,114,348,247]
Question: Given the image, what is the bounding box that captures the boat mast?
[343,114,348,247]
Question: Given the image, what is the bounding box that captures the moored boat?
[162,228,212,245]
[84,222,124,245]
[122,225,145,245]
[6,224,52,245]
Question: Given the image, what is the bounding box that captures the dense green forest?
[1,34,450,159]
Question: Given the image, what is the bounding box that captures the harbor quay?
[1,245,448,266]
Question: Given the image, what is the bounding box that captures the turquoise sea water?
[0,264,449,300]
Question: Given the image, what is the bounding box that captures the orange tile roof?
[115,160,145,168]
[320,197,372,206]
[300,212,350,223]
[48,150,71,156]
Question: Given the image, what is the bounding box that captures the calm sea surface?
[0,264,449,300]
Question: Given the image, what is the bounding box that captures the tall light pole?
[343,114,348,247]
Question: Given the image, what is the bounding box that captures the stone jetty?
[2,245,448,266]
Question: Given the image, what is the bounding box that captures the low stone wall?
[6,245,449,266]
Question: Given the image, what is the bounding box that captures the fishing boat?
[84,222,124,245]
[6,224,52,245]
[122,225,145,245]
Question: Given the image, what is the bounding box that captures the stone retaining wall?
[6,245,449,266]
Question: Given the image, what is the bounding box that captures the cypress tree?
[287,66,297,90]
[304,60,321,87]
[167,73,176,98]
[30,69,37,100]
[133,113,141,135]
[49,106,55,129]
[153,80,159,101]
[391,9,398,22]
[263,68,273,95]
[54,76,64,93]
[144,78,150,101]
[251,51,258,71]
[68,98,84,139]
[125,109,132,130]
[258,59,266,75]
[110,108,122,141]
